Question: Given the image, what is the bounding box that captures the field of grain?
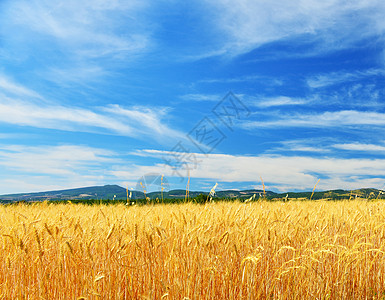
[1,200,385,299]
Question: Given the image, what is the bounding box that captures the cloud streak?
[0,73,185,142]
[102,105,186,141]
[0,0,153,87]
[333,143,385,152]
[0,73,43,99]
[243,110,385,129]
[5,0,151,60]
[307,69,385,88]
[202,0,385,57]
[252,96,307,108]
[0,96,185,142]
[179,94,222,102]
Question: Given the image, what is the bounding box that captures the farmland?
[1,200,385,299]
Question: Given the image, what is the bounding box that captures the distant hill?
[0,185,127,202]
[0,185,383,203]
[0,185,270,202]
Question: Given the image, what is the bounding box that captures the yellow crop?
[1,200,385,299]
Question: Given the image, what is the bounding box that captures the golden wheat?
[0,200,385,299]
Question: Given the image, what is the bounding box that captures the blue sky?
[1,0,385,194]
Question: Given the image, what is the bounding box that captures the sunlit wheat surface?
[1,200,385,299]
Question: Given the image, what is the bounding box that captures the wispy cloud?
[0,96,184,142]
[0,73,43,99]
[42,65,108,86]
[178,93,305,108]
[5,0,151,60]
[198,74,283,86]
[0,97,131,135]
[333,142,385,152]
[307,69,385,88]
[273,139,331,153]
[1,0,153,86]
[201,0,385,57]
[270,140,385,155]
[102,105,186,141]
[243,110,385,129]
[179,94,221,102]
[0,72,185,141]
[253,96,307,108]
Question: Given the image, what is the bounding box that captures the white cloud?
[271,140,385,154]
[178,93,306,108]
[0,97,133,135]
[0,0,153,86]
[0,144,116,176]
[0,144,148,194]
[1,144,384,194]
[0,71,185,143]
[198,74,276,84]
[102,105,186,142]
[333,143,385,152]
[202,0,385,57]
[243,110,385,129]
[274,140,331,153]
[5,0,151,59]
[0,144,122,194]
[0,178,71,195]
[179,94,222,102]
[307,69,385,88]
[117,149,385,191]
[254,96,306,108]
[43,65,108,86]
[0,74,43,99]
[0,95,185,142]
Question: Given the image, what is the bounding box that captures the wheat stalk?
[260,176,266,199]
[310,179,320,200]
[161,174,164,204]
[185,170,190,202]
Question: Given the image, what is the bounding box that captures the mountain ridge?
[0,185,383,202]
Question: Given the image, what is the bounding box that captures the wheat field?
[1,200,385,299]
